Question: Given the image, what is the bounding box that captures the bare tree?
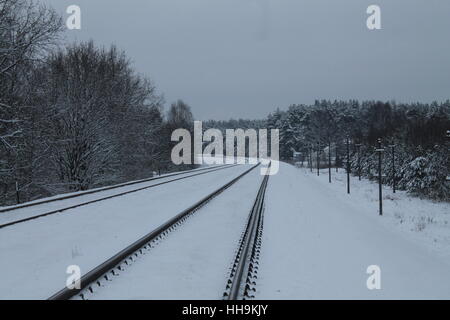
[0,0,63,203]
[34,42,165,191]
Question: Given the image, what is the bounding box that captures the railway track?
[48,163,261,300]
[0,164,237,229]
[223,163,270,300]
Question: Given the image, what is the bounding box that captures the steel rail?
[48,163,260,300]
[226,164,270,300]
[0,165,239,229]
[0,164,231,214]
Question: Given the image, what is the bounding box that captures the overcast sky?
[40,0,450,120]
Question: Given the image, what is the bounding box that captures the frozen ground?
[0,164,253,299]
[257,162,450,299]
[88,166,263,299]
[0,165,231,226]
[2,161,449,300]
[310,166,450,262]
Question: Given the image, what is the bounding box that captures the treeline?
[203,119,266,132]
[267,100,450,200]
[0,0,194,205]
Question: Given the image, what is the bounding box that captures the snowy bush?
[422,149,450,200]
[401,149,450,200]
[401,157,428,196]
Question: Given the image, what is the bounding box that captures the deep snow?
[0,165,253,299]
[257,162,450,299]
[2,161,450,300]
[0,165,232,226]
[87,166,263,299]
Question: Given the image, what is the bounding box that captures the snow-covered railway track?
[48,163,260,300]
[223,165,270,300]
[0,165,236,229]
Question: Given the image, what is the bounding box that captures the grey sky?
[40,0,450,120]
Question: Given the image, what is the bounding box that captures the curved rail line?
[224,163,270,300]
[0,164,238,229]
[48,163,260,300]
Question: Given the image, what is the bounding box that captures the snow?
[256,162,450,299]
[86,167,263,299]
[2,161,450,300]
[0,165,253,299]
[0,165,231,226]
[311,166,450,262]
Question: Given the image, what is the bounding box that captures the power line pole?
[317,142,320,176]
[376,138,385,216]
[346,136,350,194]
[328,140,332,183]
[446,131,450,182]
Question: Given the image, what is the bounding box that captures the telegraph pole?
[346,137,350,194]
[376,138,384,216]
[328,140,332,183]
[447,131,450,182]
[317,142,320,176]
[388,144,396,193]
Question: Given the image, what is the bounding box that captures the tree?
[0,0,63,203]
[162,100,194,171]
[33,42,165,191]
[265,99,450,200]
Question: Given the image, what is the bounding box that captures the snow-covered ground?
[257,162,450,299]
[0,165,221,212]
[0,165,232,226]
[307,166,450,263]
[0,165,253,299]
[88,166,263,299]
[2,161,450,300]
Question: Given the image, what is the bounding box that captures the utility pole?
[355,143,362,181]
[388,144,396,193]
[446,131,450,182]
[346,137,350,194]
[317,142,320,176]
[375,138,385,216]
[328,140,332,183]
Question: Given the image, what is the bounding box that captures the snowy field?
[0,165,253,299]
[308,166,450,262]
[1,162,449,300]
[0,165,231,226]
[88,167,263,299]
[257,162,450,299]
